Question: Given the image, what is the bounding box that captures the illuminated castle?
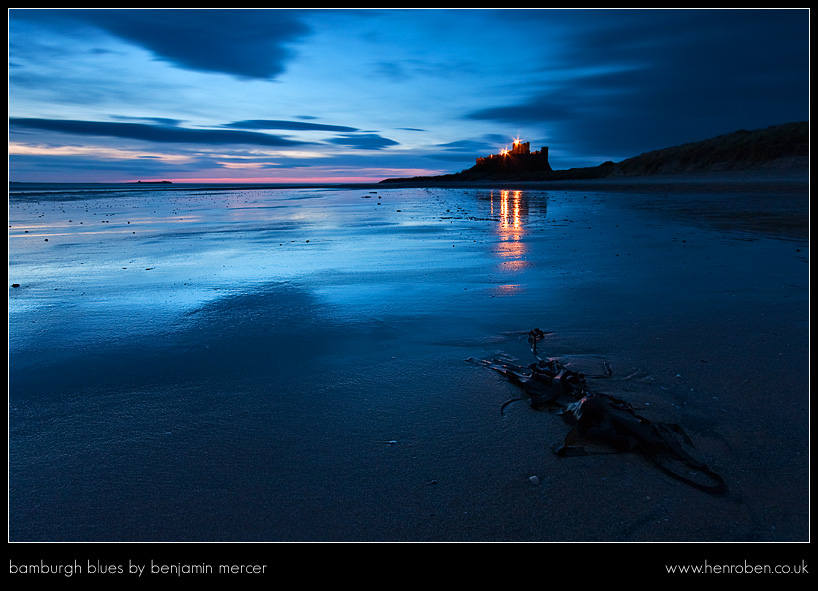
[475,138,552,172]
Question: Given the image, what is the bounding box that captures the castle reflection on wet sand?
[491,189,530,274]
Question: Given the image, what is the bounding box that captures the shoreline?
[378,168,809,194]
[10,166,809,195]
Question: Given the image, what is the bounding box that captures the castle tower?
[511,140,530,155]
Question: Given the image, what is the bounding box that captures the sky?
[8,8,810,184]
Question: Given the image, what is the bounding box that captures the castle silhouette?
[475,139,552,172]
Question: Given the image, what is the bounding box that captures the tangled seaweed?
[468,329,727,496]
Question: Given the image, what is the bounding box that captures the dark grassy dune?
[381,121,808,184]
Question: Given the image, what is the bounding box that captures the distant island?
[380,121,807,185]
[134,180,173,184]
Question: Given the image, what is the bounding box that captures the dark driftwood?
[469,329,727,495]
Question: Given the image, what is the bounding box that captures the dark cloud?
[467,9,808,160]
[435,140,486,152]
[326,133,399,150]
[435,138,505,153]
[12,9,311,80]
[224,119,359,133]
[10,118,309,147]
[112,115,186,126]
[373,61,411,83]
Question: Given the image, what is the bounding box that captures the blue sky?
[8,8,809,183]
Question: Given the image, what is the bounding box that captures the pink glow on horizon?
[11,167,446,185]
[120,169,441,184]
[126,176,390,184]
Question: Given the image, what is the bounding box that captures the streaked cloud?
[223,120,359,132]
[9,141,193,163]
[326,133,400,150]
[10,117,309,147]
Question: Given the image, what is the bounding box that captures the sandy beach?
[8,171,809,544]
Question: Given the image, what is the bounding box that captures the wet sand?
[8,172,809,547]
